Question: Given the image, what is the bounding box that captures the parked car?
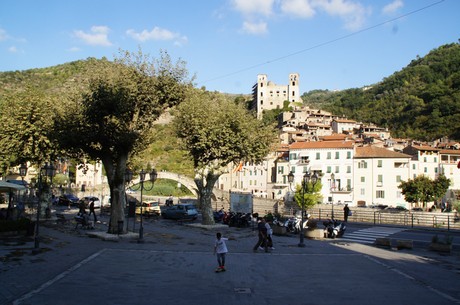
[82,196,101,209]
[58,194,79,206]
[162,204,198,220]
[136,201,161,216]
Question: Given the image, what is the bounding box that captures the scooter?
[323,218,346,238]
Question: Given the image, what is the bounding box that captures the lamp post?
[33,163,55,254]
[131,168,157,243]
[299,171,318,247]
[19,163,28,201]
[330,173,335,219]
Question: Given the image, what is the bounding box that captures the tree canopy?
[0,87,60,174]
[399,174,450,209]
[52,49,192,233]
[174,90,277,224]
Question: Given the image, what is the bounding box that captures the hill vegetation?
[302,42,460,141]
[1,42,459,178]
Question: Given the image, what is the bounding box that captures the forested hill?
[302,42,460,141]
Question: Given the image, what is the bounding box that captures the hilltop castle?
[252,73,302,118]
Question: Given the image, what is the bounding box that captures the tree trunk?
[102,154,128,234]
[195,171,220,225]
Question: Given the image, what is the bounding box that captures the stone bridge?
[129,171,197,196]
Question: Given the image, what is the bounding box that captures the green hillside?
[302,42,460,141]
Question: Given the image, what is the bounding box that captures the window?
[360,188,365,196]
[378,175,383,183]
[424,157,427,162]
[291,167,295,173]
[260,92,263,97]
[361,176,365,182]
[277,166,284,174]
[335,152,340,159]
[434,167,438,173]
[377,160,383,168]
[347,151,351,159]
[292,91,295,96]
[434,157,437,162]
[327,152,331,159]
[327,166,331,173]
[376,190,385,198]
[358,160,367,169]
[424,167,427,173]
[412,164,416,170]
[335,166,339,173]
[300,156,309,163]
[347,166,351,173]
[316,152,320,160]
[289,153,297,160]
[396,191,402,199]
[396,175,401,182]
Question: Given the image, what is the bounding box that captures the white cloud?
[232,0,275,17]
[281,0,316,18]
[382,0,403,15]
[126,27,188,46]
[127,27,173,41]
[8,46,18,53]
[312,0,369,30]
[67,46,81,52]
[0,28,9,41]
[242,21,268,35]
[231,0,370,35]
[74,26,112,47]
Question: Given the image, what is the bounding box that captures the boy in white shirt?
[213,232,228,272]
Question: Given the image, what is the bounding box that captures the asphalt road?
[1,208,459,305]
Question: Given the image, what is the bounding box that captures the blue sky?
[0,0,458,94]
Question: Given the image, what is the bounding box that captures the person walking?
[253,217,268,252]
[213,232,228,272]
[88,199,97,223]
[343,204,350,222]
[265,219,274,250]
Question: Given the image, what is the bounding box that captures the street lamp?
[33,163,55,254]
[330,173,335,218]
[19,163,28,201]
[133,168,157,243]
[299,171,318,247]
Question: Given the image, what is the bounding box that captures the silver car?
[161,204,198,220]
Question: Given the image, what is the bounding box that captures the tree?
[399,175,449,210]
[0,87,60,175]
[432,174,451,203]
[293,180,323,210]
[174,90,277,225]
[53,49,191,233]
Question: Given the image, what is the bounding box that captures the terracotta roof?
[289,141,354,150]
[439,149,460,155]
[355,146,412,158]
[334,118,357,123]
[320,134,348,141]
[410,144,440,152]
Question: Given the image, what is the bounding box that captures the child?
[213,232,228,272]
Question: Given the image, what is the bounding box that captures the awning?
[0,180,26,192]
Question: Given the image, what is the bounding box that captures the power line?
[198,0,445,86]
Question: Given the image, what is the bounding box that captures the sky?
[0,0,459,94]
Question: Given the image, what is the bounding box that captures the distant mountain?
[302,42,460,141]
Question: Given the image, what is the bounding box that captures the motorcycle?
[323,218,346,238]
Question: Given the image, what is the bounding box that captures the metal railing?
[305,206,460,231]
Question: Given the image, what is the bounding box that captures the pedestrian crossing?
[339,227,405,244]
